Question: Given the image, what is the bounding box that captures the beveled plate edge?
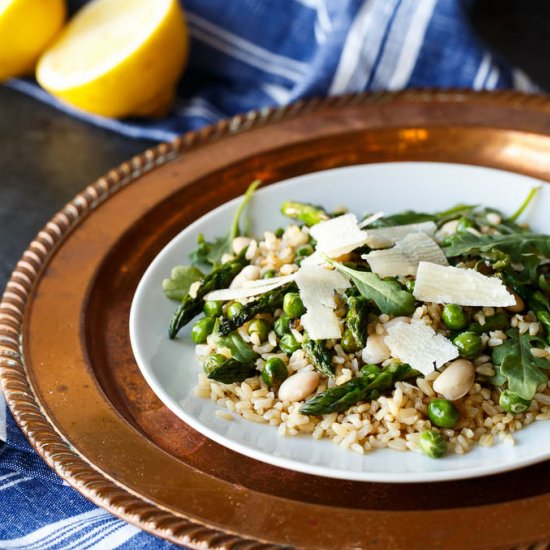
[3,90,550,549]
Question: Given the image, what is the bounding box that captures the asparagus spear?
[280,201,330,226]
[203,354,257,384]
[346,295,369,348]
[218,284,292,336]
[303,339,334,377]
[300,363,418,415]
[168,249,249,339]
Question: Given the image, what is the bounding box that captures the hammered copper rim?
[3,90,550,549]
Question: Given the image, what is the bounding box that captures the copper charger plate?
[2,90,550,549]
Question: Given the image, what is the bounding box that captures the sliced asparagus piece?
[300,363,418,415]
[303,339,334,377]
[217,284,292,336]
[280,201,330,226]
[346,295,369,348]
[169,249,249,339]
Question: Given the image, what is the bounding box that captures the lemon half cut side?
[37,0,188,118]
[0,0,66,80]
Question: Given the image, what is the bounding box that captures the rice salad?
[164,182,550,458]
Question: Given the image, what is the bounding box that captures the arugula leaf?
[211,319,258,365]
[367,204,476,229]
[162,266,204,301]
[509,186,540,223]
[492,329,550,400]
[368,211,434,228]
[329,260,415,316]
[190,180,261,267]
[443,232,550,263]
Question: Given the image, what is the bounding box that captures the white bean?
[232,236,252,254]
[278,371,319,402]
[433,359,475,400]
[361,334,391,364]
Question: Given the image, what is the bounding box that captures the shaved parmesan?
[413,262,515,307]
[295,264,350,340]
[365,221,437,249]
[241,273,297,288]
[204,277,290,301]
[309,214,368,258]
[358,212,385,228]
[384,319,459,375]
[364,232,448,278]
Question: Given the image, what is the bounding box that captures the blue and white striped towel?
[1,0,537,547]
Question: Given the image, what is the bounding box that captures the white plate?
[130,161,550,483]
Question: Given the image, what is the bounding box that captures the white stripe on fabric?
[65,518,129,550]
[0,472,19,484]
[176,97,226,121]
[329,0,399,94]
[485,65,500,89]
[473,52,491,90]
[513,68,535,92]
[186,12,308,81]
[0,509,108,549]
[0,476,32,491]
[37,514,116,550]
[0,392,7,442]
[294,0,332,43]
[85,523,139,550]
[262,82,292,104]
[386,0,437,89]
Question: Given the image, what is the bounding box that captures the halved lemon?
[37,0,188,118]
[0,0,66,80]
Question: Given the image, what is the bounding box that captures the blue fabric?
[1,0,538,547]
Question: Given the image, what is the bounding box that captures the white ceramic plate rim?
[130,162,550,483]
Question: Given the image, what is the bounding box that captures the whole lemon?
[0,0,66,80]
[37,0,188,118]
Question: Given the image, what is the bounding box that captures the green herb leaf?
[444,232,550,258]
[189,180,261,267]
[492,329,550,400]
[508,186,540,223]
[367,204,476,229]
[211,319,259,364]
[328,259,415,316]
[162,266,203,301]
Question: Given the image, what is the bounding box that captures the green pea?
[453,331,483,358]
[499,390,531,414]
[203,300,222,317]
[404,279,415,293]
[248,318,271,342]
[262,269,277,279]
[427,399,460,428]
[296,244,314,258]
[419,430,447,458]
[341,328,359,353]
[191,317,215,344]
[226,302,243,319]
[283,292,306,319]
[441,304,468,331]
[274,314,291,337]
[261,357,288,388]
[279,333,301,354]
[360,364,380,379]
[202,353,226,375]
[274,227,285,238]
[456,217,474,233]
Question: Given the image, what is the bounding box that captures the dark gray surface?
[0,0,549,292]
[0,86,154,290]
